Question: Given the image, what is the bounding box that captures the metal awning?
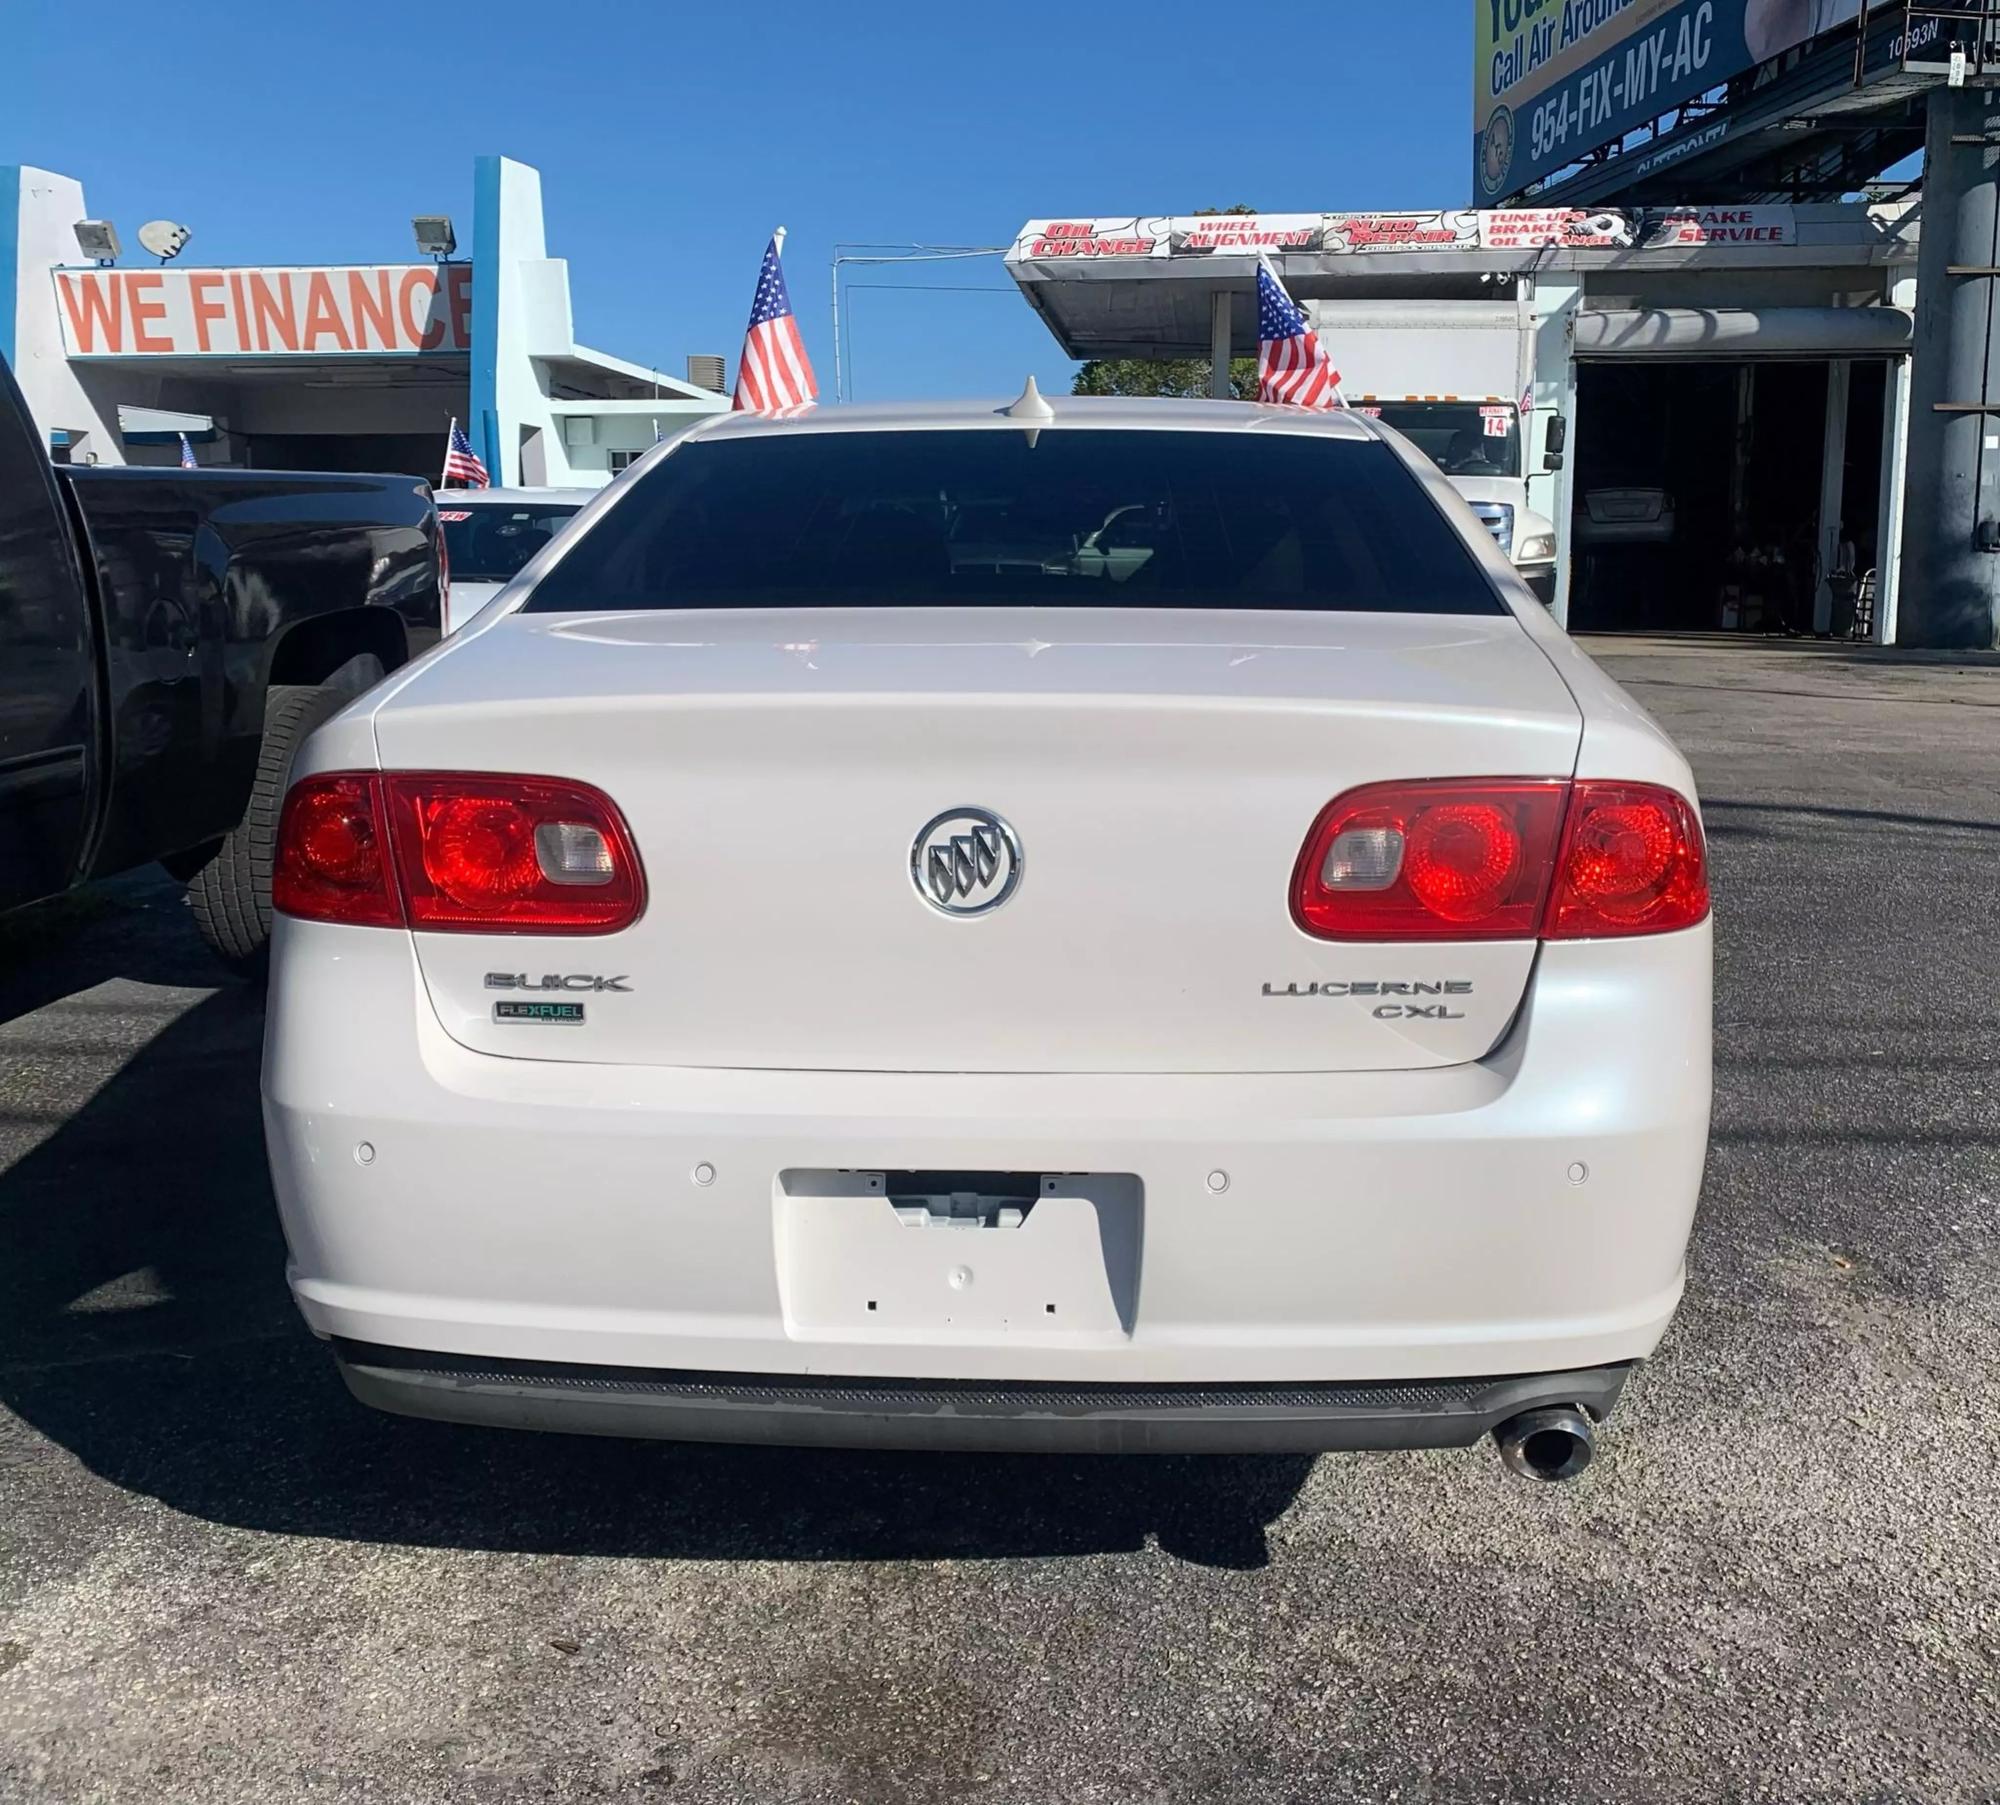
[1572,306,1915,359]
[1007,204,1918,364]
[116,404,214,435]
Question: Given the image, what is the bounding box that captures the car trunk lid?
[371,606,1581,1073]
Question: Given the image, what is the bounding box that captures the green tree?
[1071,207,1262,400]
[1072,356,1260,401]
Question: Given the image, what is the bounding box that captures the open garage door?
[1566,307,1909,638]
[1574,307,1912,360]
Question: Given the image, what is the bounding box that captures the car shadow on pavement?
[0,984,1312,1572]
[0,872,223,1028]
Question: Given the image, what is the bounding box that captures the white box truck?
[1308,300,1562,602]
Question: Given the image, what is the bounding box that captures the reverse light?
[1320,824,1404,890]
[273,772,644,933]
[535,820,616,884]
[1291,778,1707,942]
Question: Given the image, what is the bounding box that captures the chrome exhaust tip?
[1493,1406,1596,1482]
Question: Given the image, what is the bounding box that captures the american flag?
[178,433,197,469]
[732,234,817,413]
[442,417,490,488]
[1256,262,1343,410]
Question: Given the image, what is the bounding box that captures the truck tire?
[186,683,346,974]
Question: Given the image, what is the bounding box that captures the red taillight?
[1291,780,1567,940]
[1291,777,1708,942]
[273,772,644,934]
[1544,781,1708,939]
[385,774,644,932]
[273,775,402,927]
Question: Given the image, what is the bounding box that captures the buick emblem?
[911,806,1023,916]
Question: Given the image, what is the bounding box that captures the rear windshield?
[523,429,1502,615]
[440,502,582,583]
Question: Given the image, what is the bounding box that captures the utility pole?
[1900,82,2000,648]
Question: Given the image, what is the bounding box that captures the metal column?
[1209,291,1233,399]
[1876,350,1913,644]
[1813,360,1852,633]
[1900,84,2000,648]
[1529,278,1582,628]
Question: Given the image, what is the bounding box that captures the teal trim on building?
[470,155,503,482]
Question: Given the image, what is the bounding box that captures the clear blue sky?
[3,0,1471,400]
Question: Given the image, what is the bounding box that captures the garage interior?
[1567,356,1888,636]
[50,356,468,482]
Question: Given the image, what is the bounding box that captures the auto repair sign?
[52,263,474,357]
[1324,212,1481,254]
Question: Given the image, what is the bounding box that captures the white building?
[1009,206,1919,643]
[1,156,727,485]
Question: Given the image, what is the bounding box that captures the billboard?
[1008,205,1811,268]
[1474,0,1864,201]
[1173,214,1323,252]
[53,264,474,358]
[1324,211,1482,252]
[1012,219,1171,259]
[1477,207,1634,248]
[1013,211,1650,264]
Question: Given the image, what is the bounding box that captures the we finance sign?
[52,264,473,358]
[1473,0,1862,201]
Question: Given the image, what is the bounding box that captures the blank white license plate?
[775,1170,1141,1340]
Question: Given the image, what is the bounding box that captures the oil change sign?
[1474,0,1861,201]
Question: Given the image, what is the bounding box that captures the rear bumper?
[335,1340,1634,1453]
[264,918,1711,1406]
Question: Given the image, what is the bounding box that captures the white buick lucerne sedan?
[262,393,1711,1482]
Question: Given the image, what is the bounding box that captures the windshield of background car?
[524,429,1502,614]
[1360,402,1521,482]
[439,503,583,582]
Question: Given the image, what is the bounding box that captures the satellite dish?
[137,220,192,263]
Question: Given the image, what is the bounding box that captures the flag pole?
[441,416,456,490]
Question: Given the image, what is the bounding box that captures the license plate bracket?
[776,1169,1142,1339]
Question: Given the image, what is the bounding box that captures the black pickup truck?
[0,358,441,969]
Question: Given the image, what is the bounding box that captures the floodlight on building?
[73,220,120,265]
[137,220,192,263]
[412,215,457,259]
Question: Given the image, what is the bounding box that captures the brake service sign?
[53,263,473,358]
[1474,1,1862,202]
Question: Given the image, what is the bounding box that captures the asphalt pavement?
[2,634,1997,1803]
